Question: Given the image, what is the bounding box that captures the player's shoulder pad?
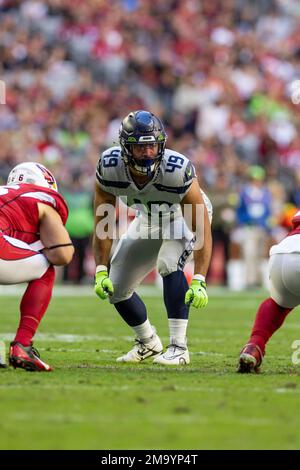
[96,146,122,179]
[158,148,196,193]
[20,185,69,224]
[96,146,129,190]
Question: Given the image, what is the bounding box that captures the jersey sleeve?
[183,160,197,190]
[52,192,69,225]
[20,186,69,225]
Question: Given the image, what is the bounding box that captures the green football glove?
[185,276,208,309]
[94,268,114,300]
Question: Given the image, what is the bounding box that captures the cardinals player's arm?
[180,179,212,277]
[38,203,74,265]
[93,181,116,267]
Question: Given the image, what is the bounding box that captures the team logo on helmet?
[36,164,57,190]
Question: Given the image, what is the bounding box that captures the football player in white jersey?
[93,110,213,365]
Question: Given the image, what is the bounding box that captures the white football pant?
[0,234,49,284]
[109,215,194,303]
[268,233,300,308]
[269,253,300,308]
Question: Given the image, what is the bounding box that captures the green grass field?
[1,289,300,450]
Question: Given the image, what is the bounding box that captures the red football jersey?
[287,209,300,237]
[0,183,68,244]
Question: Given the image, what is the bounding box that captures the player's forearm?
[193,229,212,277]
[43,245,74,266]
[93,234,113,267]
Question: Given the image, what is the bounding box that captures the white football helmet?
[7,162,58,191]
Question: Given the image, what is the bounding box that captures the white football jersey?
[96,146,210,220]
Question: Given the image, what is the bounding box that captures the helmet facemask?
[119,111,167,176]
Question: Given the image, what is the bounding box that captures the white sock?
[168,318,188,346]
[132,319,154,342]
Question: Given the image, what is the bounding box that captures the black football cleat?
[237,343,263,373]
[9,341,53,372]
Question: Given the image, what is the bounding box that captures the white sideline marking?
[1,409,273,428]
[0,284,268,297]
[275,388,300,394]
[0,333,139,342]
[281,323,300,330]
[193,351,224,356]
[0,332,226,358]
[0,332,226,345]
[38,348,115,353]
[0,285,160,297]
[0,333,117,342]
[2,411,273,427]
[0,384,131,392]
[32,347,223,357]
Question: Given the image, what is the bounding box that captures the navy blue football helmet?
[119,110,167,176]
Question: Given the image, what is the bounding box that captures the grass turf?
[0,291,300,450]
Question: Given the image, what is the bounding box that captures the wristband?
[96,265,108,273]
[193,274,206,282]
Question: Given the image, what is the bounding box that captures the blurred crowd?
[1,0,300,286]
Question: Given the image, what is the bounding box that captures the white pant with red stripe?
[0,234,49,284]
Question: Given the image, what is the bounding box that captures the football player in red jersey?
[0,162,74,371]
[238,209,300,373]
